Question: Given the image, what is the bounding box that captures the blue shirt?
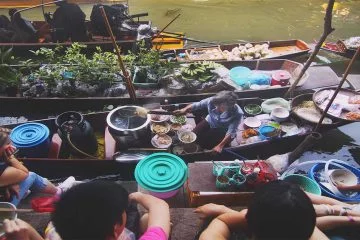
[192,97,243,138]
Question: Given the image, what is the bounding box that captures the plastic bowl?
[259,125,280,140]
[229,66,251,87]
[0,202,17,237]
[244,117,261,128]
[150,122,170,134]
[329,169,358,186]
[178,131,197,144]
[244,104,262,116]
[283,174,322,195]
[271,107,290,122]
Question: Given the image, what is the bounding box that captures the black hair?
[52,181,129,240]
[246,180,316,240]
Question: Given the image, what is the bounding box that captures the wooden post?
[284,0,336,97]
[99,6,137,102]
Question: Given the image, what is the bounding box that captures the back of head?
[211,90,237,107]
[52,181,129,240]
[56,0,68,6]
[246,180,316,240]
[8,9,18,18]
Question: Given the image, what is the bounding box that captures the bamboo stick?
[99,6,137,102]
[314,47,360,132]
[0,208,33,213]
[284,0,336,97]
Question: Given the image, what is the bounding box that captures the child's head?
[246,180,316,240]
[0,129,11,157]
[52,181,129,240]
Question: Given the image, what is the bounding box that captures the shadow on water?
[298,122,360,166]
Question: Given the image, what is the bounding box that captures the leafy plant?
[0,47,20,90]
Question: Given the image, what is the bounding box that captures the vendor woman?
[174,91,243,153]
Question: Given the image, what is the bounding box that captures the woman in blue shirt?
[174,91,243,153]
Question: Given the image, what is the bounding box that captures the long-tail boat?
[0,59,309,114]
[1,95,345,180]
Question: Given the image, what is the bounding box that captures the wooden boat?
[2,97,344,177]
[320,41,357,59]
[0,59,308,114]
[162,39,310,62]
[1,19,185,55]
[0,0,126,8]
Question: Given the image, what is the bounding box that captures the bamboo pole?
[284,0,336,98]
[99,6,137,102]
[314,47,360,132]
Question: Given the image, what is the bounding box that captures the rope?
[66,133,97,159]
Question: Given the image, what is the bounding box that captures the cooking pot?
[107,106,151,149]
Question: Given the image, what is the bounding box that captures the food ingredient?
[345,112,360,121]
[180,131,196,143]
[180,61,220,82]
[171,115,187,124]
[187,48,224,61]
[156,135,172,145]
[223,43,272,61]
[294,108,333,124]
[242,129,258,139]
[343,37,360,49]
[171,123,182,131]
[244,104,262,115]
[349,96,360,104]
[151,123,170,134]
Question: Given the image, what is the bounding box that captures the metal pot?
[107,106,151,149]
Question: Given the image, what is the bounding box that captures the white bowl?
[329,169,358,186]
[150,122,170,134]
[151,134,172,149]
[271,107,290,122]
[150,109,170,123]
[178,131,197,144]
[244,117,261,128]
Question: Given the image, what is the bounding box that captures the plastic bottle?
[118,228,136,240]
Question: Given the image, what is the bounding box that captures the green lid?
[135,153,188,192]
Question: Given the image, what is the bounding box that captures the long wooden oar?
[99,6,137,102]
[314,47,360,132]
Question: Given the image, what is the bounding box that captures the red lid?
[272,70,291,81]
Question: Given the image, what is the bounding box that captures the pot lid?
[107,106,150,132]
[10,123,49,148]
[272,70,291,81]
[135,153,188,192]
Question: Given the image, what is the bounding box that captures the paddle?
[0,208,33,213]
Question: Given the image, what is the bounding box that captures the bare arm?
[316,216,360,231]
[4,219,44,240]
[6,155,29,173]
[213,134,232,153]
[199,210,248,240]
[129,192,170,238]
[306,192,352,208]
[336,184,360,191]
[309,226,329,240]
[0,166,28,187]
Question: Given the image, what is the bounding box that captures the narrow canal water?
[0,0,359,43]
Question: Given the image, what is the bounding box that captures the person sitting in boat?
[196,181,360,240]
[47,0,88,42]
[174,91,243,153]
[0,129,77,206]
[50,181,170,240]
[0,15,14,42]
[8,9,37,43]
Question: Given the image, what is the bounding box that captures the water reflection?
[298,122,360,166]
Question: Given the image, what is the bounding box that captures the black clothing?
[52,3,88,42]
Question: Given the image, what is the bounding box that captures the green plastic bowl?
[283,174,322,195]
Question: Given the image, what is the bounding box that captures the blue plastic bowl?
[229,67,251,88]
[309,162,360,202]
[259,125,280,140]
